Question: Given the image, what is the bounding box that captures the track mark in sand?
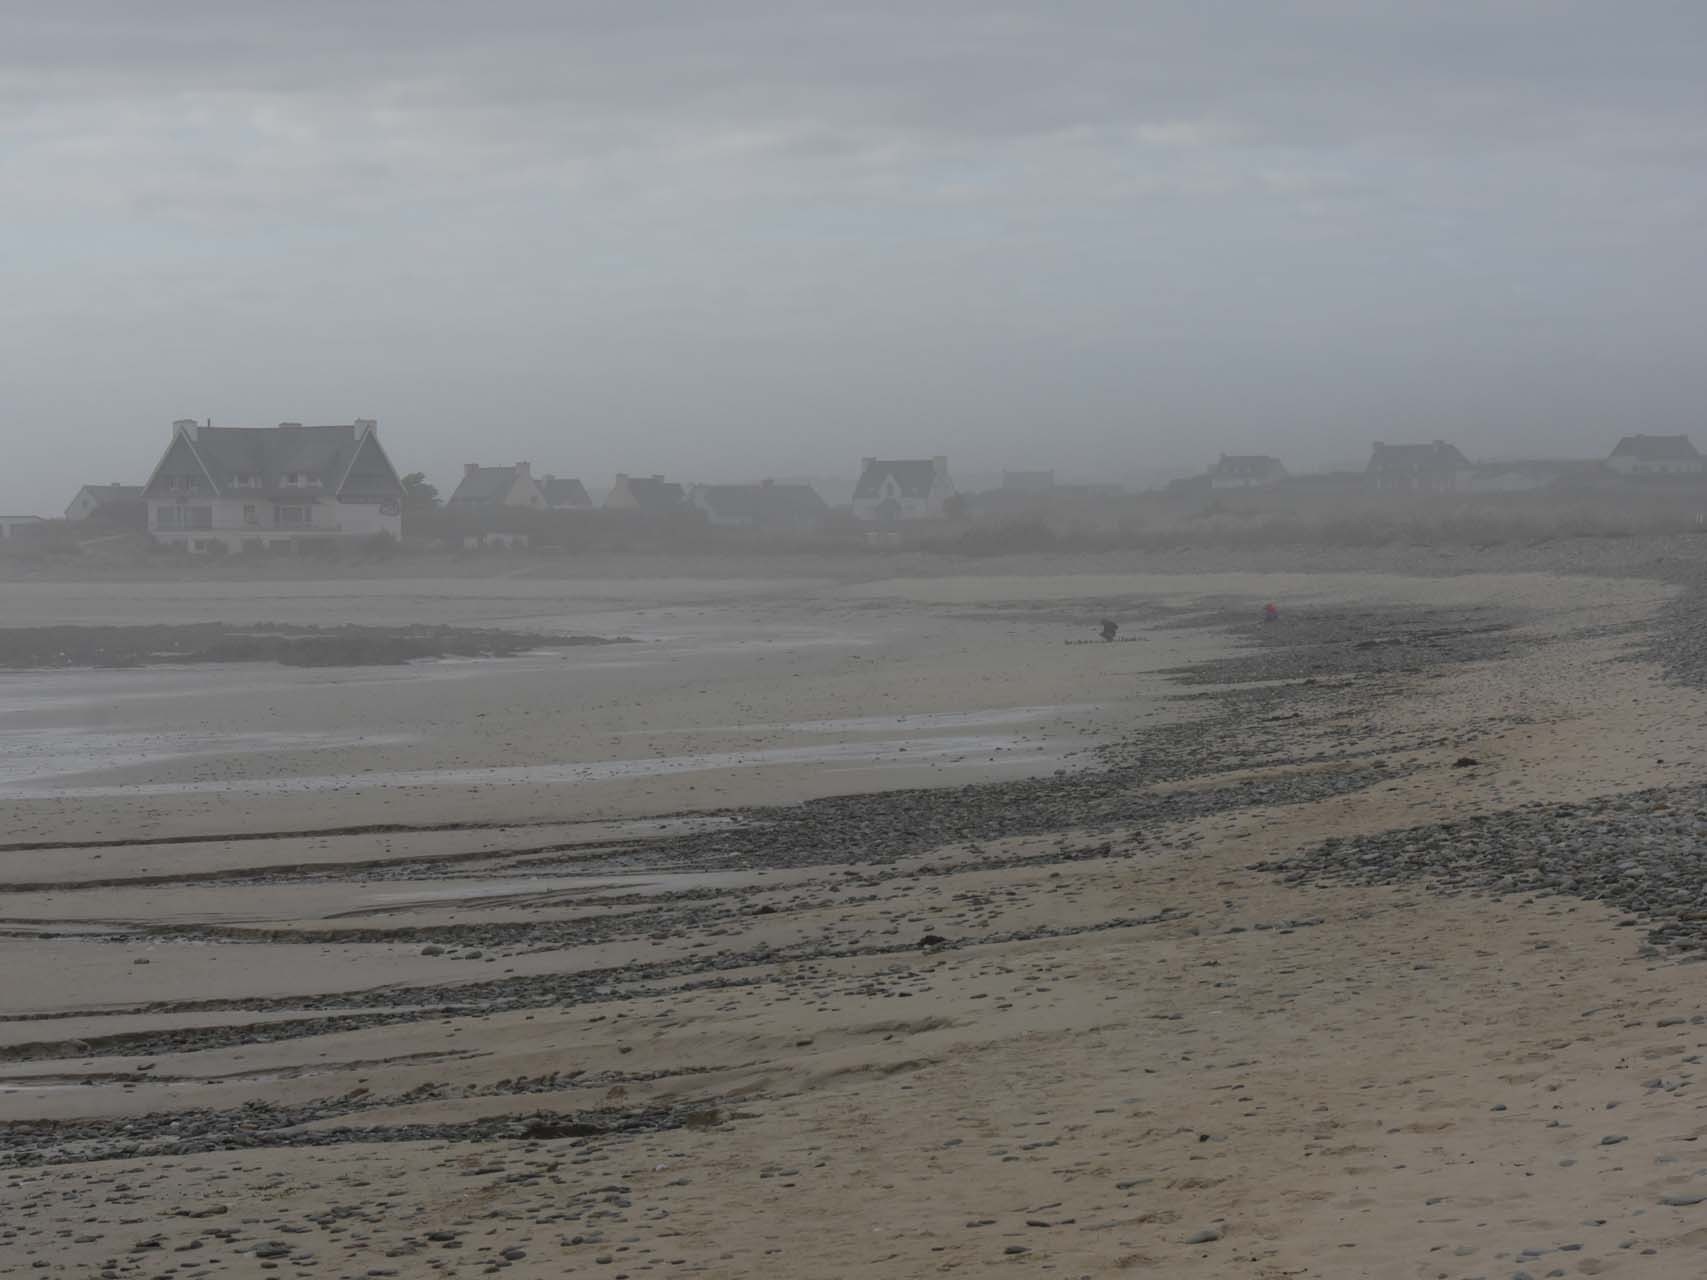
[0,1048,479,1089]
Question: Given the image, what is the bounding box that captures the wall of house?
[150,496,400,551]
[335,501,403,537]
[1370,468,1475,495]
[1606,456,1704,476]
[504,474,546,508]
[852,473,951,521]
[853,494,932,521]
[1467,471,1553,494]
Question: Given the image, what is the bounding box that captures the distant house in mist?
[1001,470,1055,493]
[65,483,146,528]
[1605,434,1704,477]
[447,462,546,511]
[539,475,593,509]
[141,418,403,553]
[1366,441,1474,495]
[851,456,955,522]
[605,474,686,513]
[0,515,46,541]
[690,480,829,531]
[1208,454,1287,490]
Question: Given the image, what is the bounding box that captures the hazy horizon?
[9,2,1707,514]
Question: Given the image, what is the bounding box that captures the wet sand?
[4,556,1707,1277]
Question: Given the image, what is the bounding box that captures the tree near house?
[401,473,440,512]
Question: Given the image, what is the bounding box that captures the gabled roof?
[540,476,592,508]
[1210,454,1286,479]
[146,423,401,501]
[447,466,522,506]
[77,484,143,502]
[695,482,828,523]
[1367,441,1471,472]
[1609,433,1700,460]
[621,477,685,512]
[853,459,941,501]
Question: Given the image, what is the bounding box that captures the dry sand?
[3,557,1707,1278]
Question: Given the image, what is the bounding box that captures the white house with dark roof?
[446,462,546,512]
[1606,434,1703,476]
[851,456,955,522]
[142,419,404,552]
[1365,441,1474,495]
[1208,454,1287,490]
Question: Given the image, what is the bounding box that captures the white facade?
[1606,455,1704,477]
[851,456,955,522]
[0,516,45,540]
[144,419,404,553]
[148,496,402,552]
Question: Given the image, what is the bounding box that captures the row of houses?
[53,416,1707,556]
[48,419,964,552]
[440,461,833,530]
[1183,434,1707,497]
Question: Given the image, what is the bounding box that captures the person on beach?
[1100,618,1119,642]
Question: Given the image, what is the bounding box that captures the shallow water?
[0,728,417,785]
[0,733,1055,799]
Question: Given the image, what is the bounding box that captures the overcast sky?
[7,2,1707,510]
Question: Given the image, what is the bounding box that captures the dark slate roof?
[448,466,520,506]
[696,483,828,524]
[541,476,592,508]
[623,477,685,512]
[1367,442,1471,472]
[1609,433,1700,460]
[81,483,144,500]
[853,459,939,501]
[148,424,400,501]
[1209,454,1286,479]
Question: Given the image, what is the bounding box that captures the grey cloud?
[6,3,1707,513]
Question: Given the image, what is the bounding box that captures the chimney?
[173,418,199,441]
[355,418,377,438]
[464,463,480,477]
[515,462,531,477]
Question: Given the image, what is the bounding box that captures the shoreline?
[3,552,1707,1276]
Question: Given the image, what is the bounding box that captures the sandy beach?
[4,549,1707,1278]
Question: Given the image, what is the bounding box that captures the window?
[232,473,259,488]
[243,504,258,526]
[168,474,197,492]
[275,504,308,528]
[156,505,182,529]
